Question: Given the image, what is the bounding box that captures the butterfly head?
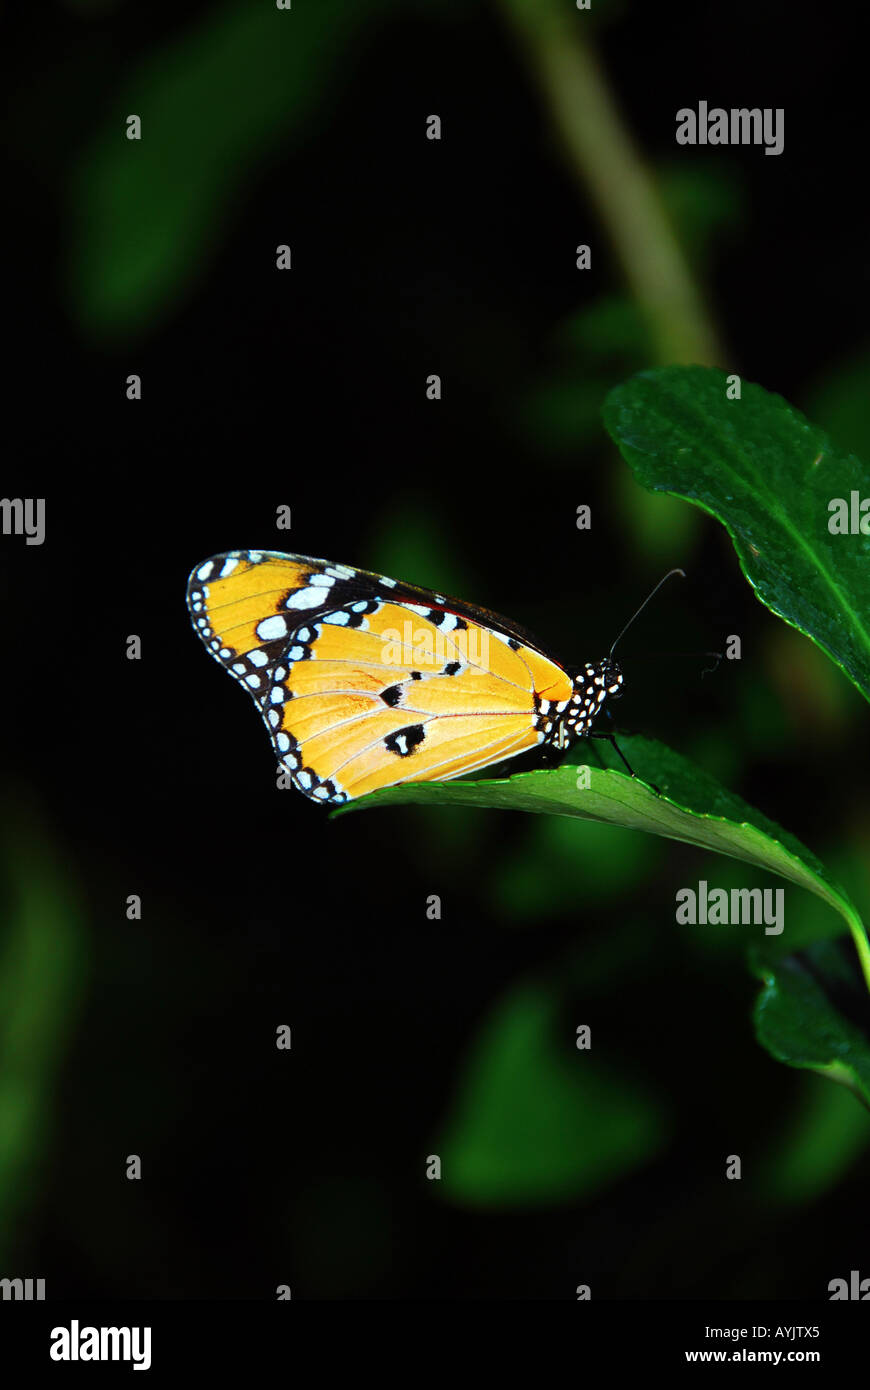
[571,657,624,703]
[570,657,624,720]
[539,658,625,752]
[598,656,624,699]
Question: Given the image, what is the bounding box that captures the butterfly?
[185,550,673,806]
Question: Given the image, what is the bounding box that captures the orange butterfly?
[186,550,646,806]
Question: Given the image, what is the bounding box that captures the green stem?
[498,0,724,366]
[843,901,870,996]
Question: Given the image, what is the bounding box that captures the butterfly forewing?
[186,550,574,804]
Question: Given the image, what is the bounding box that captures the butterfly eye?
[600,659,624,697]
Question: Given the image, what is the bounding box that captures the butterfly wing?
[186,550,573,804]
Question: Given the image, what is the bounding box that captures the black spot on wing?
[384,724,426,757]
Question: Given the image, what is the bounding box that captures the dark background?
[1,0,869,1299]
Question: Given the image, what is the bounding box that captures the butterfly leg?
[587,729,662,796]
[540,739,566,768]
[587,729,635,776]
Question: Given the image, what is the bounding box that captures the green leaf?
[751,940,870,1110]
[602,365,870,703]
[336,735,870,992]
[437,981,667,1205]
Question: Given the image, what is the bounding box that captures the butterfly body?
[186,550,624,805]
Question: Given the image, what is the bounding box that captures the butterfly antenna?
[701,650,724,678]
[608,568,686,660]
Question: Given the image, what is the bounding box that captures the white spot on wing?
[286,588,322,609]
[257,615,288,640]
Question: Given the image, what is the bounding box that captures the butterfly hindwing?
[187,550,575,804]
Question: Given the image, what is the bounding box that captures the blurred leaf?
[678,853,848,960]
[733,670,795,757]
[68,0,394,337]
[491,814,655,921]
[806,346,870,462]
[763,624,858,736]
[751,940,870,1109]
[0,816,85,1259]
[368,503,471,600]
[613,465,700,565]
[437,981,666,1205]
[659,160,745,269]
[519,296,700,557]
[519,375,613,452]
[558,296,647,359]
[758,1072,870,1204]
[519,297,647,453]
[603,366,870,704]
